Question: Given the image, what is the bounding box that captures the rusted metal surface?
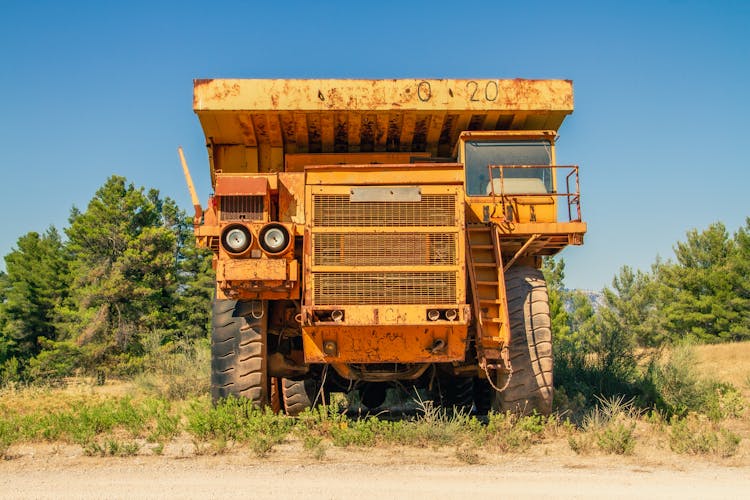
[300,162,469,365]
[177,147,203,219]
[302,324,467,364]
[214,176,268,196]
[486,165,583,223]
[193,79,574,177]
[187,78,588,384]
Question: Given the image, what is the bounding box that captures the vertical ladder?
[466,224,511,363]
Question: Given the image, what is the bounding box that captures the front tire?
[492,266,553,415]
[211,299,268,406]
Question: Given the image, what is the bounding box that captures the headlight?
[221,226,252,254]
[259,224,291,254]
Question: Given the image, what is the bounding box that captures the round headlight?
[221,226,251,254]
[259,224,290,254]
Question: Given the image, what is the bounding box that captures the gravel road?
[2,445,748,499]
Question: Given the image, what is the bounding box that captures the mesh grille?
[313,272,457,305]
[312,195,455,227]
[220,196,264,221]
[313,233,456,266]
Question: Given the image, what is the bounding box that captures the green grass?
[0,341,747,463]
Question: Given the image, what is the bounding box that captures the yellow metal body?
[189,78,586,378]
[301,163,468,364]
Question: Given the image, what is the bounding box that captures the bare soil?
[2,441,749,499]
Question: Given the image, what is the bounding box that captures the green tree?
[0,228,69,363]
[659,222,743,342]
[56,176,202,373]
[727,218,750,340]
[542,257,570,339]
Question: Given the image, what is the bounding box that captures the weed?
[302,435,326,460]
[455,445,482,464]
[250,435,275,458]
[578,396,639,455]
[486,411,548,452]
[596,421,636,455]
[669,414,741,457]
[82,437,140,457]
[0,419,17,459]
[145,400,180,442]
[703,383,745,421]
[568,433,595,455]
[151,443,165,455]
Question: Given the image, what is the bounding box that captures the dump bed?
[193,79,573,180]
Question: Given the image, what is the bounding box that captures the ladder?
[466,224,511,364]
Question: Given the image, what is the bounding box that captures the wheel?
[492,266,553,415]
[281,377,320,416]
[472,377,492,415]
[211,299,268,406]
[436,375,474,413]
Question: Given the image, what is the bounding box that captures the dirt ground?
[2,442,749,499]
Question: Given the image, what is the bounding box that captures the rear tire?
[437,375,474,413]
[281,378,320,416]
[211,299,268,406]
[493,266,553,415]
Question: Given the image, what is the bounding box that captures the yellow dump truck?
[185,78,586,414]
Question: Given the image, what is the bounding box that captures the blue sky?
[1,0,748,290]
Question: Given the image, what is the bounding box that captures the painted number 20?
[467,80,499,102]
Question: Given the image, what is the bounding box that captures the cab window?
[464,140,552,196]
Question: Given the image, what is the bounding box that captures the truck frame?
[185,78,586,414]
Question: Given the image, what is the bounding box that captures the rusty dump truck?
[184,78,586,415]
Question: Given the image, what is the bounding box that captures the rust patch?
[215,176,268,196]
[193,78,214,87]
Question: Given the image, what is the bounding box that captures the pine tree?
[0,228,69,363]
[56,176,184,372]
[659,222,741,342]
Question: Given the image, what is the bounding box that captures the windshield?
[464,140,552,195]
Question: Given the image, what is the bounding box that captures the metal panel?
[312,194,455,227]
[312,271,457,305]
[313,232,457,266]
[349,186,421,202]
[219,195,264,222]
[194,79,574,178]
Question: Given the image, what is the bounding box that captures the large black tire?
[493,266,553,415]
[281,378,320,416]
[436,375,474,413]
[211,299,268,406]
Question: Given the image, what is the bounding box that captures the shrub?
[643,345,745,420]
[577,396,639,455]
[669,414,741,457]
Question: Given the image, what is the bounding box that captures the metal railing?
[486,164,582,222]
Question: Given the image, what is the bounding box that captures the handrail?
[486,164,582,222]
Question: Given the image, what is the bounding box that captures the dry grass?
[1,342,749,465]
[693,342,750,397]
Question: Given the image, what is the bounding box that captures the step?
[470,244,493,250]
[473,262,498,268]
[476,280,499,286]
[478,298,504,304]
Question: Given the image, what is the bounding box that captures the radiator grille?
[220,196,264,221]
[312,194,455,227]
[313,272,457,305]
[313,233,456,266]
